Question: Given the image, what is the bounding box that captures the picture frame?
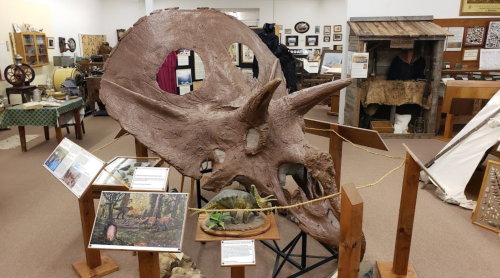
[460,0,500,16]
[324,26,331,35]
[333,45,343,51]
[285,29,292,34]
[306,35,318,47]
[89,191,189,252]
[241,44,255,63]
[319,50,343,74]
[294,21,310,33]
[462,48,479,61]
[333,34,343,41]
[176,69,193,86]
[47,37,55,49]
[485,21,500,49]
[93,156,164,187]
[464,26,485,46]
[116,29,125,41]
[228,43,239,66]
[334,25,342,33]
[277,25,283,31]
[315,26,320,34]
[472,160,500,233]
[286,35,299,47]
[324,36,331,42]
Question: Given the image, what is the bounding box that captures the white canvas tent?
[425,89,500,208]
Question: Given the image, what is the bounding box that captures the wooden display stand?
[195,213,280,278]
[6,85,36,104]
[375,145,423,278]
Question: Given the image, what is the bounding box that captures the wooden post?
[138,252,160,278]
[18,126,27,152]
[135,139,148,157]
[231,266,245,278]
[74,108,83,140]
[72,189,119,278]
[376,146,420,278]
[338,183,364,278]
[329,124,343,192]
[44,126,50,140]
[393,151,420,274]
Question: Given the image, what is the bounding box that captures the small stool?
[6,86,36,104]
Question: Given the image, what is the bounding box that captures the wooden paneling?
[434,18,499,69]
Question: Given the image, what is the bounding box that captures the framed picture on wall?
[306,35,318,47]
[324,26,331,35]
[285,29,292,34]
[241,44,255,63]
[116,29,125,41]
[324,36,331,42]
[333,45,343,51]
[286,35,299,47]
[176,69,193,86]
[315,26,320,34]
[472,160,500,233]
[462,48,479,61]
[334,25,342,33]
[333,34,343,41]
[460,0,500,16]
[464,26,485,46]
[47,37,55,49]
[228,43,239,66]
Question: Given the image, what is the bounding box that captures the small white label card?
[221,240,255,266]
[130,167,169,191]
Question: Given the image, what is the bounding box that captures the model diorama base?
[375,261,419,278]
[72,254,119,278]
[201,212,270,237]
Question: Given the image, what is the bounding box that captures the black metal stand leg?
[196,168,212,208]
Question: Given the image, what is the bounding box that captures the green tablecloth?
[0,98,84,127]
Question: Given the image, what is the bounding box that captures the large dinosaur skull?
[100,8,364,258]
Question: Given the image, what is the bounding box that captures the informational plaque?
[130,167,169,191]
[351,52,369,78]
[221,240,256,266]
[43,138,105,198]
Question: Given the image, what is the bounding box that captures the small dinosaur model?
[195,185,276,224]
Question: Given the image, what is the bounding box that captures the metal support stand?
[261,231,338,278]
[196,168,212,208]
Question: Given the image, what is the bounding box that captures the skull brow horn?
[287,78,352,115]
[241,78,282,126]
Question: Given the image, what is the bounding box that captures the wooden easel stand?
[138,252,160,278]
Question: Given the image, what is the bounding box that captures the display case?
[14,32,50,67]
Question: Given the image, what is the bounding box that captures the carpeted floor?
[0,105,499,278]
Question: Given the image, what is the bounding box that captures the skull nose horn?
[287,78,352,115]
[241,78,282,126]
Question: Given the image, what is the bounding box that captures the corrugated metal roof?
[348,21,453,38]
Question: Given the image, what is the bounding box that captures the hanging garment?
[274,44,297,94]
[157,50,179,94]
[253,23,280,78]
[387,56,425,81]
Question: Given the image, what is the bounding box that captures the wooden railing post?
[339,183,364,278]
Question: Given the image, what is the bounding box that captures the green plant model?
[205,212,233,231]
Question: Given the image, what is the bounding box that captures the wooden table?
[195,213,280,278]
[0,98,85,152]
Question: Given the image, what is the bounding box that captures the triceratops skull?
[100,8,364,258]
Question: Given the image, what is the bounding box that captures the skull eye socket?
[156,49,205,95]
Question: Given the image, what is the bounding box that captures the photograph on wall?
[333,34,343,41]
[315,26,320,34]
[460,0,500,16]
[306,35,318,46]
[485,21,500,49]
[93,156,163,186]
[324,25,332,35]
[334,45,343,51]
[320,51,343,74]
[43,138,105,198]
[285,35,299,47]
[178,49,190,56]
[89,191,189,252]
[324,36,331,42]
[116,29,125,41]
[277,25,283,31]
[228,43,239,65]
[465,26,485,46]
[285,28,292,34]
[241,44,255,63]
[176,69,193,86]
[472,160,500,233]
[289,49,305,55]
[334,25,342,33]
[47,37,55,49]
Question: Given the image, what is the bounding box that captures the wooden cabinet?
[14,32,50,67]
